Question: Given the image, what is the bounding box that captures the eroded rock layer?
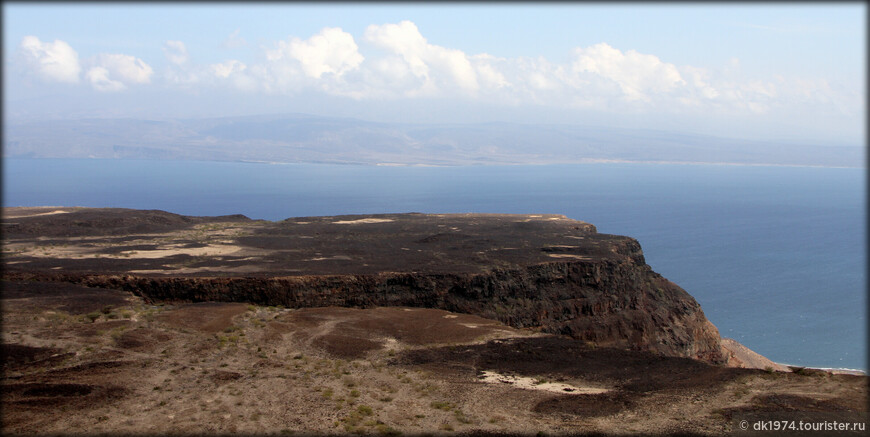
[2,207,726,363]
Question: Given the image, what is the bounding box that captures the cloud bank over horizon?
[11,19,863,144]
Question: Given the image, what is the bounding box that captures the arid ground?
[2,279,866,435]
[1,207,866,435]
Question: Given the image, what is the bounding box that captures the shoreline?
[777,363,866,376]
[5,156,865,169]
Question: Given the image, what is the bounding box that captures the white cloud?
[209,60,258,92]
[471,54,510,90]
[571,43,685,102]
[85,66,125,92]
[212,60,246,78]
[364,20,479,95]
[269,27,363,79]
[163,40,189,65]
[21,20,849,137]
[19,36,81,83]
[86,53,153,91]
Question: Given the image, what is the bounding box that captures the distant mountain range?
[4,113,863,167]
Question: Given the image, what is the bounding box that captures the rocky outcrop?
[2,208,728,364]
[8,261,727,365]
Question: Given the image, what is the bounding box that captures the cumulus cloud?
[19,36,81,83]
[364,20,478,95]
[85,66,125,92]
[268,27,363,79]
[16,21,854,131]
[163,40,189,65]
[571,43,685,102]
[86,53,153,91]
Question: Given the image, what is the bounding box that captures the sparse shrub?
[430,401,453,411]
[349,389,360,398]
[376,424,400,435]
[357,405,373,416]
[454,410,472,424]
[86,312,101,323]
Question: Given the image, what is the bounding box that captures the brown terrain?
[1,206,866,435]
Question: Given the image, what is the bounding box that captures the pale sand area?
[3,209,72,219]
[13,243,246,260]
[332,218,395,224]
[721,338,791,372]
[478,370,609,395]
[547,254,592,260]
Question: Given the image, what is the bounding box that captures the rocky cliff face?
[2,208,727,364]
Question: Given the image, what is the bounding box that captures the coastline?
[780,364,867,376]
[6,156,864,169]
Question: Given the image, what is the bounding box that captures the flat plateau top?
[2,207,635,276]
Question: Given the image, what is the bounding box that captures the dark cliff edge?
[3,207,728,364]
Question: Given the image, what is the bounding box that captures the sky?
[3,2,866,146]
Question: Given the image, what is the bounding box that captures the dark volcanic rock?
[2,208,727,364]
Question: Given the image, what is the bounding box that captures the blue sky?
[3,2,865,145]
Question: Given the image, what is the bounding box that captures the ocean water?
[3,158,866,370]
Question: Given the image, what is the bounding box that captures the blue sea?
[3,158,866,371]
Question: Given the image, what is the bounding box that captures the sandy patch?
[547,254,591,260]
[332,218,394,224]
[6,210,71,219]
[170,265,267,274]
[722,338,791,372]
[18,243,245,260]
[478,371,609,395]
[307,255,353,261]
[116,244,243,259]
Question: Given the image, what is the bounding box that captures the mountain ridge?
[5,113,862,167]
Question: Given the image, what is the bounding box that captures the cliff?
[2,207,727,364]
